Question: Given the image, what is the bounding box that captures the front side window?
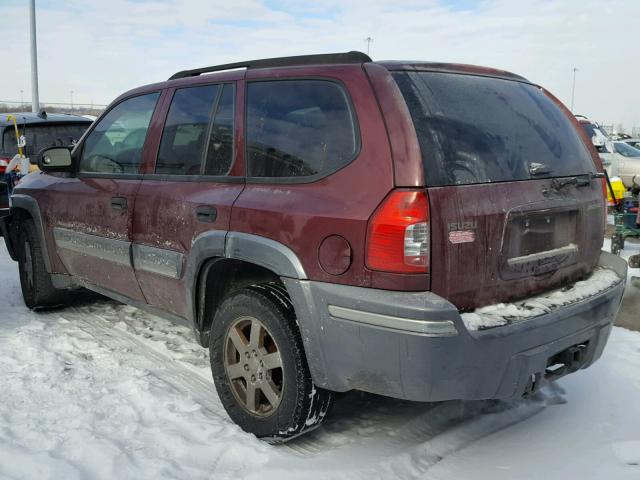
[246,80,358,178]
[80,93,159,174]
[156,85,219,175]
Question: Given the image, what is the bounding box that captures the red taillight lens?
[600,177,609,229]
[366,189,430,273]
[601,177,610,205]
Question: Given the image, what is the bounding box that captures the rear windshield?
[2,123,89,157]
[393,72,596,186]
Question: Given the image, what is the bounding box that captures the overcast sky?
[0,0,638,129]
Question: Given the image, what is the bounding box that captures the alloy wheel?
[223,315,284,417]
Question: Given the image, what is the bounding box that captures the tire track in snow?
[280,396,549,479]
[56,301,551,474]
[58,306,229,422]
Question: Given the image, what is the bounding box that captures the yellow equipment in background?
[5,115,39,173]
[607,176,626,206]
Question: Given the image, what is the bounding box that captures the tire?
[209,283,333,441]
[16,219,68,309]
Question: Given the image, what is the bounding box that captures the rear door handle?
[111,197,127,211]
[195,205,217,223]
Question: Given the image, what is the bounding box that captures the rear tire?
[16,219,68,309]
[209,284,333,441]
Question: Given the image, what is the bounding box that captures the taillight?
[600,177,609,229]
[601,177,610,205]
[366,189,430,273]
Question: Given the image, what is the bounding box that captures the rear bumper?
[285,251,627,402]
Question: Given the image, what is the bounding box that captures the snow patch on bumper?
[461,267,623,331]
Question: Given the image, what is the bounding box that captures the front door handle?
[195,205,217,223]
[111,197,127,211]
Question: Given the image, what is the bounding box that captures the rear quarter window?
[246,80,358,180]
[393,72,596,186]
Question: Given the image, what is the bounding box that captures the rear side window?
[246,80,358,179]
[156,85,219,175]
[393,72,596,186]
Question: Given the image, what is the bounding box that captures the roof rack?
[169,51,372,80]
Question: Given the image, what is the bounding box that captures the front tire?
[210,284,333,441]
[16,219,67,309]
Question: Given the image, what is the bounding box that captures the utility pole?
[364,36,373,56]
[20,90,24,108]
[29,0,40,113]
[570,67,578,113]
[70,90,74,110]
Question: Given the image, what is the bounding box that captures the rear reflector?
[366,189,430,273]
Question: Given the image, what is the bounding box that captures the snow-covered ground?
[1,241,639,480]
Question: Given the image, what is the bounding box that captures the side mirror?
[591,134,604,147]
[38,146,73,172]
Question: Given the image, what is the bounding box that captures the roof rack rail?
[169,51,372,80]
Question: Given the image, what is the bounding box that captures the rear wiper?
[551,173,601,190]
[551,177,579,190]
[529,162,552,176]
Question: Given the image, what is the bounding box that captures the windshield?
[580,122,613,153]
[2,123,90,157]
[393,71,597,186]
[614,142,640,157]
[581,122,608,141]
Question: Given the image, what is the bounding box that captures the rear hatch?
[393,71,604,311]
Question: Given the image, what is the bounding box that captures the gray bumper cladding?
[327,305,457,337]
[285,251,627,402]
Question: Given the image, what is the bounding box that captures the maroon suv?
[0,52,627,440]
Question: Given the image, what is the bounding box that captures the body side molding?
[132,243,184,279]
[54,227,131,266]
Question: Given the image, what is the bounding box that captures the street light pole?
[365,36,373,56]
[29,0,40,113]
[570,67,578,113]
